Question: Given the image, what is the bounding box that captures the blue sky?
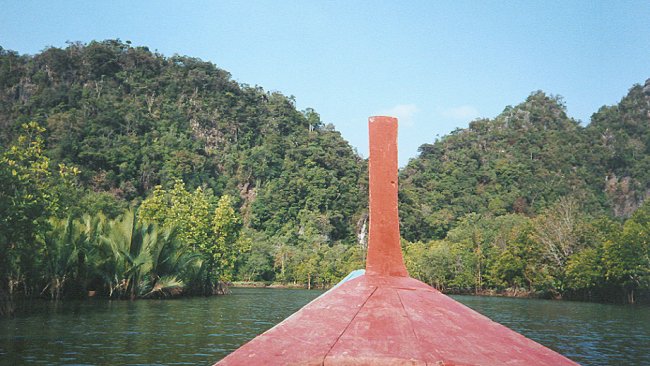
[2,1,649,166]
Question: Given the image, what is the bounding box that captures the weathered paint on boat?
[215,116,578,366]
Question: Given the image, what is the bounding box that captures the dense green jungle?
[1,40,649,315]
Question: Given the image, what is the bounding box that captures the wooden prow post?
[366,116,409,277]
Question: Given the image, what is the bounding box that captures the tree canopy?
[1,41,649,307]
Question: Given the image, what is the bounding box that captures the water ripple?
[1,289,648,365]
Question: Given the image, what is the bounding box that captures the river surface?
[1,288,649,365]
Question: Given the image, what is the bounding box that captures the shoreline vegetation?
[1,41,649,316]
[230,282,650,304]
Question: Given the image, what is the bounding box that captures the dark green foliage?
[0,40,366,237]
[0,41,366,241]
[603,203,650,303]
[585,81,650,217]
[1,40,649,305]
[0,41,366,307]
[400,80,650,302]
[400,84,650,241]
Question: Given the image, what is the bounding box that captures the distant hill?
[0,40,367,244]
[1,40,648,257]
[399,80,650,242]
[1,41,649,300]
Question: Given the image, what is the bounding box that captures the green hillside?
[1,40,648,308]
[0,41,366,310]
[400,83,650,241]
[0,40,366,240]
[399,80,650,303]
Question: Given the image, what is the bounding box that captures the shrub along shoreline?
[1,42,649,313]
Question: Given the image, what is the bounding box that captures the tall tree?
[603,201,650,303]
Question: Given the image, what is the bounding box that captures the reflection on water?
[0,289,648,365]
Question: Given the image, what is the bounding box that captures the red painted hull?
[215,117,578,365]
[215,274,578,365]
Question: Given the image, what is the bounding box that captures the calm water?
[451,295,650,365]
[0,289,648,366]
